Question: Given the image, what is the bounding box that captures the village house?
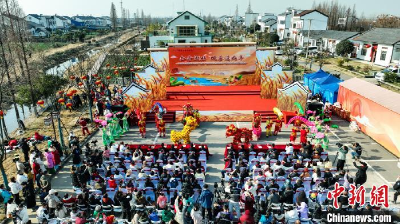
[352,28,400,67]
[149,11,212,48]
[297,30,359,54]
[290,9,328,45]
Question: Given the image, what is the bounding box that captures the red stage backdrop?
[168,45,257,86]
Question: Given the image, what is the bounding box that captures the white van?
[375,67,399,82]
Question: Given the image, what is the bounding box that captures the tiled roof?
[295,9,328,18]
[352,28,400,45]
[299,30,359,41]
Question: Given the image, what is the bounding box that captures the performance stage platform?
[161,86,276,111]
[157,86,277,122]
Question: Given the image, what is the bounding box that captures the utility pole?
[305,19,312,60]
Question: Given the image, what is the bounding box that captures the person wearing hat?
[44,189,60,216]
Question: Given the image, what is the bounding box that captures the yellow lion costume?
[171,116,197,144]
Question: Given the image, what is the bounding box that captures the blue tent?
[318,82,342,103]
[312,75,341,95]
[303,69,329,90]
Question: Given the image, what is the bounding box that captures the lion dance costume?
[252,114,262,140]
[171,116,197,144]
[226,124,253,144]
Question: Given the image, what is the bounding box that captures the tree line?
[312,0,400,31]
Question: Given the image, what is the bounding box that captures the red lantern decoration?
[106,76,111,80]
[66,103,72,109]
[69,75,76,80]
[78,82,83,86]
[97,76,102,80]
[114,70,119,75]
[0,110,3,119]
[95,80,102,86]
[113,66,117,69]
[81,75,87,80]
[37,100,45,107]
[130,68,135,72]
[106,63,110,67]
[66,92,73,97]
[58,98,65,105]
[58,91,64,95]
[71,89,77,94]
[93,74,98,78]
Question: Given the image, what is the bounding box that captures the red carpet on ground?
[160,85,276,111]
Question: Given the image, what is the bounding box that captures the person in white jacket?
[174,196,185,224]
[16,171,28,185]
[190,204,203,224]
[13,204,30,224]
[8,177,22,204]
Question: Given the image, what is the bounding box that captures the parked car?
[275,49,283,55]
[375,67,399,82]
[294,47,304,55]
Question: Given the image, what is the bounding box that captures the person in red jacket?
[32,160,41,181]
[108,176,117,189]
[78,117,90,136]
[51,148,61,171]
[239,210,255,224]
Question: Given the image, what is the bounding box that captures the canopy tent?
[319,82,341,103]
[312,75,341,95]
[303,69,330,90]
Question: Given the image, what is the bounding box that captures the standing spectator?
[199,184,214,220]
[0,184,12,213]
[239,210,255,224]
[191,204,203,224]
[161,206,175,223]
[44,149,55,174]
[78,117,91,136]
[157,193,168,209]
[393,176,400,204]
[50,146,61,171]
[336,145,348,171]
[8,177,22,204]
[45,189,60,216]
[20,138,30,162]
[353,160,368,186]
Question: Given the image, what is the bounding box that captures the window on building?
[177,26,196,36]
[184,15,190,20]
[361,47,367,56]
[293,23,296,28]
[279,20,285,25]
[287,33,290,37]
[380,48,388,61]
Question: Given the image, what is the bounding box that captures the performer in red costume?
[289,127,298,143]
[158,118,166,137]
[300,125,309,144]
[273,118,283,136]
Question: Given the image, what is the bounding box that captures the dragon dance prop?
[150,102,167,119]
[286,116,315,127]
[294,102,305,115]
[171,116,197,144]
[226,124,253,144]
[273,107,283,119]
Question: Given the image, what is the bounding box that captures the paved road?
[47,118,400,213]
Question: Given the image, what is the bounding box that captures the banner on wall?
[168,45,257,86]
[338,78,400,157]
[150,51,169,72]
[277,82,308,112]
[256,50,274,70]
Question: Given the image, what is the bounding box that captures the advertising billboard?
[256,50,275,70]
[168,45,257,86]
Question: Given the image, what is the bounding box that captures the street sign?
[44,117,52,126]
[338,18,347,25]
[51,112,60,119]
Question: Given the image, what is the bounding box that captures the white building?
[297,30,359,53]
[277,8,297,40]
[290,10,328,45]
[352,28,400,67]
[149,11,212,48]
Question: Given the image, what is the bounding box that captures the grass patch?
[28,42,68,53]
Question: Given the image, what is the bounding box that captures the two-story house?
[257,13,277,33]
[277,8,297,40]
[290,9,328,46]
[149,11,212,48]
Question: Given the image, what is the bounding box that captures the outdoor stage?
[157,86,277,121]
